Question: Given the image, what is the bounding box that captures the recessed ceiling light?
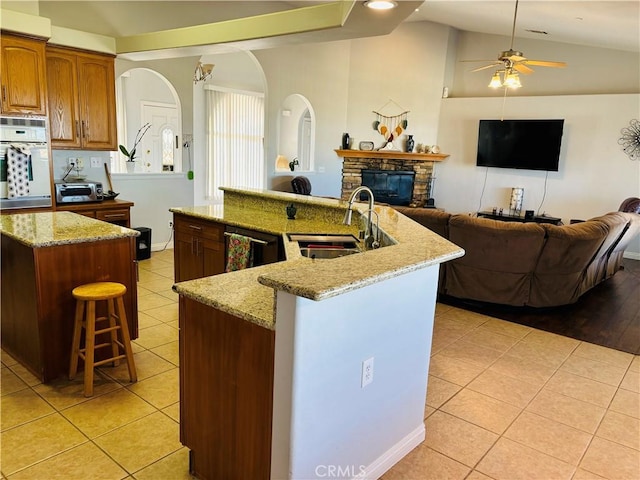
[364,1,397,10]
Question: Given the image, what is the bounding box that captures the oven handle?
[0,141,48,146]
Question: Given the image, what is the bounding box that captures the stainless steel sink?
[288,233,362,259]
[299,247,361,259]
[288,233,359,245]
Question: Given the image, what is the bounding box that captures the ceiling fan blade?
[514,63,534,74]
[525,60,567,68]
[471,63,502,73]
[460,59,498,63]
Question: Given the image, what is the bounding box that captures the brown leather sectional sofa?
[394,207,640,307]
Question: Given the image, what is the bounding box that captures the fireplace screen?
[361,169,415,206]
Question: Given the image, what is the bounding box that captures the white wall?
[271,266,439,480]
[112,173,193,249]
[436,93,640,257]
[256,40,352,198]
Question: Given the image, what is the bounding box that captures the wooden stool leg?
[69,299,85,380]
[106,298,120,367]
[116,296,137,383]
[83,300,96,397]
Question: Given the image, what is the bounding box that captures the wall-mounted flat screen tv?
[476,119,564,171]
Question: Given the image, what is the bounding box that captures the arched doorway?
[114,68,182,173]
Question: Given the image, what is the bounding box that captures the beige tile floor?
[1,249,639,480]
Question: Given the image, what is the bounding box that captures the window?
[162,127,174,171]
[205,86,265,203]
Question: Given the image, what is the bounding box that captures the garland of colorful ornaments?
[372,111,409,142]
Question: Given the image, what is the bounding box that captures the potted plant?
[119,123,151,173]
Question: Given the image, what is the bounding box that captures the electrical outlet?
[361,357,374,388]
[168,221,173,229]
[90,157,102,168]
[67,157,78,167]
[75,158,84,169]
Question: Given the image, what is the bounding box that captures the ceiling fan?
[464,0,567,88]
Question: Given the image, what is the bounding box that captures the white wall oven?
[0,116,52,210]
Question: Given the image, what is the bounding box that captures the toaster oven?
[55,181,104,203]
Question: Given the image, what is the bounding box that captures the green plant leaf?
[119,145,131,157]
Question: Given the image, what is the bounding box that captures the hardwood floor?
[440,258,640,355]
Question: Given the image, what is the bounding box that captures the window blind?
[205,87,265,203]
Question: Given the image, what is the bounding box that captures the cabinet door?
[46,48,81,148]
[77,53,117,150]
[1,34,47,115]
[175,231,203,282]
[202,238,226,277]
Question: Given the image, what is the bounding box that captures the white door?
[141,102,181,173]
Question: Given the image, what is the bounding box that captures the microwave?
[55,181,104,203]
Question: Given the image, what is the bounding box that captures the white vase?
[125,162,135,173]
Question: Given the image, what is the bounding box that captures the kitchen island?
[172,188,464,480]
[0,211,139,382]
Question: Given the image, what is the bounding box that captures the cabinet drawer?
[96,209,129,222]
[174,216,224,241]
[175,230,224,252]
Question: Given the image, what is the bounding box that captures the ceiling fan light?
[503,70,522,89]
[488,71,503,88]
[364,0,397,10]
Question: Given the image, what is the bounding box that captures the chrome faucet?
[343,186,379,248]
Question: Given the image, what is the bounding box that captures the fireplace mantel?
[335,149,449,161]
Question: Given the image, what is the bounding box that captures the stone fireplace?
[337,149,448,207]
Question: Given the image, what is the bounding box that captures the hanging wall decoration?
[372,99,409,149]
[618,119,640,161]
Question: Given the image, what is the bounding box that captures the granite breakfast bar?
[172,188,464,480]
[0,212,139,382]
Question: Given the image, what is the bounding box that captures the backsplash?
[51,150,112,184]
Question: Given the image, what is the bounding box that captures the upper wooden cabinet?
[46,46,117,150]
[0,33,48,116]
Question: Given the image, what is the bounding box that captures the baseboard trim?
[151,241,173,252]
[623,251,640,261]
[355,424,425,480]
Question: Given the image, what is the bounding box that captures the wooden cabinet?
[1,33,47,116]
[46,46,117,150]
[174,214,226,282]
[173,214,284,282]
[180,297,274,479]
[55,199,133,228]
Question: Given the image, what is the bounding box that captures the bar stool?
[69,282,137,396]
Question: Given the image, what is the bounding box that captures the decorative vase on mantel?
[341,132,350,150]
[125,161,135,173]
[405,135,414,153]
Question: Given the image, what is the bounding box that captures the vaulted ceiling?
[3,0,638,60]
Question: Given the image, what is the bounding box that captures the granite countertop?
[0,211,139,247]
[171,188,464,330]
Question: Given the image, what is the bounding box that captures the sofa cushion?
[393,207,451,239]
[530,220,610,307]
[445,215,547,306]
